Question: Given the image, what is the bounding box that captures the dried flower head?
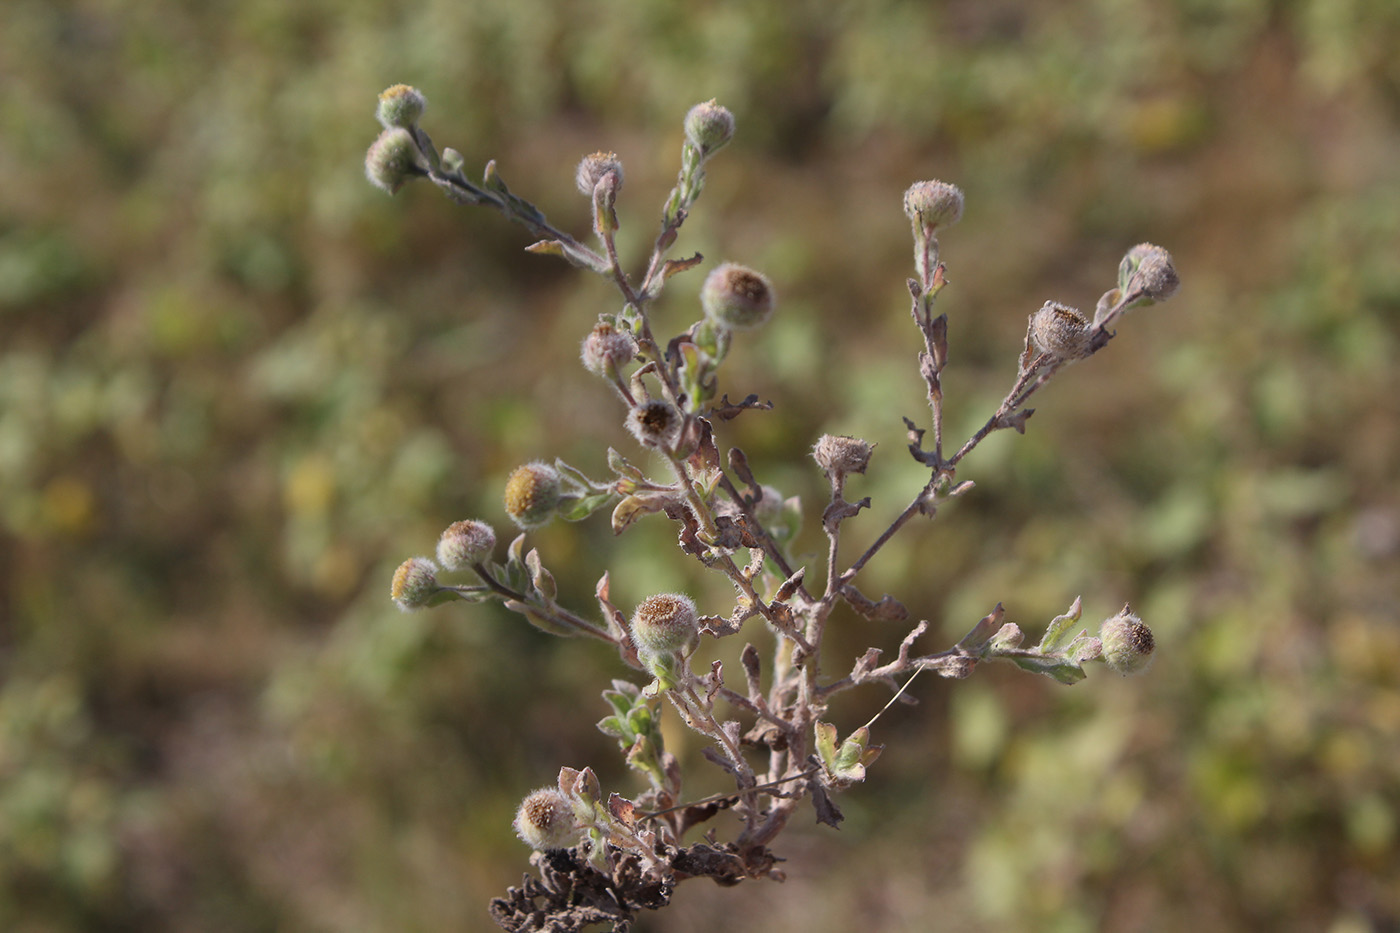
[903,180,965,232]
[684,100,736,156]
[513,788,580,851]
[1099,609,1155,675]
[1118,243,1180,303]
[575,151,624,197]
[376,84,427,129]
[701,263,775,331]
[1030,301,1094,361]
[503,462,563,529]
[581,320,637,378]
[436,519,497,570]
[631,593,699,656]
[365,127,428,195]
[390,557,439,611]
[812,434,873,479]
[625,399,683,451]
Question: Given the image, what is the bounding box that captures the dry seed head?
[812,434,873,478]
[503,462,563,529]
[1100,610,1156,675]
[1030,301,1094,361]
[575,151,624,197]
[580,320,637,377]
[701,263,775,330]
[684,99,736,156]
[902,180,965,231]
[436,519,497,570]
[625,399,682,451]
[513,788,580,851]
[390,557,439,611]
[365,127,427,195]
[376,84,426,129]
[631,593,699,655]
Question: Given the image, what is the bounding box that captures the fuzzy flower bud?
[700,263,775,331]
[812,434,873,480]
[365,127,428,195]
[903,180,965,232]
[436,519,497,570]
[1030,301,1094,361]
[1118,243,1180,303]
[390,557,439,611]
[625,399,683,451]
[684,100,736,156]
[375,84,426,129]
[575,151,624,197]
[581,320,637,378]
[631,593,699,656]
[503,462,563,529]
[513,788,581,851]
[1099,609,1155,675]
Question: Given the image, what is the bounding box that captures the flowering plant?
[367,83,1178,932]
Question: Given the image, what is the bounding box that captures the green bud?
[902,180,965,232]
[1029,301,1093,361]
[701,263,775,331]
[503,462,563,529]
[684,100,736,156]
[1118,243,1180,304]
[630,593,699,655]
[365,127,428,195]
[375,84,426,129]
[1099,609,1155,675]
[436,519,497,570]
[390,557,439,611]
[513,788,581,851]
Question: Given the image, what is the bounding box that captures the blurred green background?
[3,0,1398,930]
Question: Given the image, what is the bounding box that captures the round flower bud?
[684,100,736,156]
[1099,610,1155,676]
[390,557,439,611]
[700,263,775,331]
[1118,243,1179,303]
[812,434,872,478]
[631,593,699,656]
[575,151,624,197]
[365,127,428,195]
[375,84,426,129]
[503,462,563,530]
[625,399,682,451]
[436,519,497,570]
[581,320,637,378]
[902,180,965,231]
[1030,301,1094,361]
[513,788,580,851]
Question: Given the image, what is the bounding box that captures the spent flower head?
[630,593,699,656]
[513,788,581,851]
[1099,609,1156,675]
[626,399,683,451]
[1030,301,1094,361]
[903,180,965,233]
[701,263,775,331]
[580,320,637,378]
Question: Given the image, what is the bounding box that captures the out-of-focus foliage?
[1,0,1397,930]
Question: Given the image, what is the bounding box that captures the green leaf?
[1037,597,1084,654]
